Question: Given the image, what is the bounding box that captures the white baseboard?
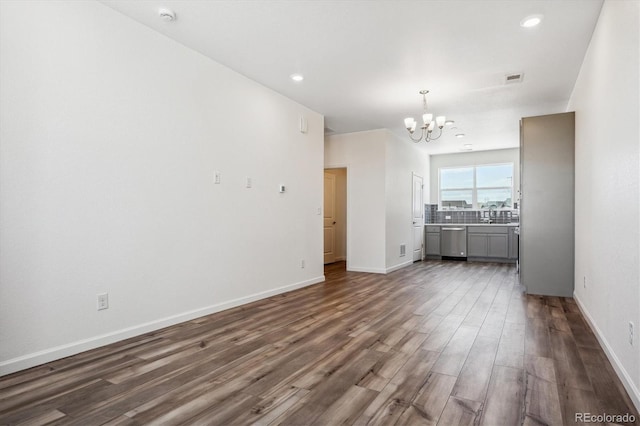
[385,260,414,273]
[347,266,387,274]
[574,293,640,412]
[346,260,414,275]
[0,275,325,377]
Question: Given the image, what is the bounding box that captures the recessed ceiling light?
[445,120,455,126]
[290,73,304,82]
[159,8,176,22]
[520,14,543,28]
[455,133,465,138]
[464,144,473,149]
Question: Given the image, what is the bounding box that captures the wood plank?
[494,321,525,369]
[277,349,383,424]
[524,354,557,384]
[357,350,410,392]
[356,350,440,425]
[480,365,524,426]
[549,327,592,391]
[421,314,466,352]
[578,346,640,418]
[556,386,605,426]
[244,388,310,426]
[523,372,563,426]
[14,409,66,426]
[451,336,499,402]
[396,373,457,426]
[430,325,480,376]
[525,317,552,358]
[437,396,483,426]
[311,385,378,425]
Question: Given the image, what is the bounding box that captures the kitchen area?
[424,210,520,265]
[424,112,574,298]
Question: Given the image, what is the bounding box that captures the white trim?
[347,260,414,275]
[0,275,325,377]
[325,162,351,272]
[385,260,414,274]
[574,293,640,412]
[347,266,387,274]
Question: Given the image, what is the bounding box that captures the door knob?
[333,221,336,225]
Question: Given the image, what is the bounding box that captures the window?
[439,163,513,209]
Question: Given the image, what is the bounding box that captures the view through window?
[440,163,513,209]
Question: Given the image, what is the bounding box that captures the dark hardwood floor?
[0,261,637,425]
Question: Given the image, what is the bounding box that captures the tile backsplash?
[424,204,519,224]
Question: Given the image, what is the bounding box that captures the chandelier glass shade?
[404,90,446,143]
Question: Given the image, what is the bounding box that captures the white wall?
[429,148,520,205]
[325,129,429,273]
[0,0,324,375]
[568,0,640,409]
[385,134,429,271]
[325,130,386,272]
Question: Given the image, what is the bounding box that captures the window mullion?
[472,167,478,209]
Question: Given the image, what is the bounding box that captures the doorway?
[324,168,347,265]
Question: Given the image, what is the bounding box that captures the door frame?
[412,172,424,262]
[323,171,337,264]
[324,164,350,270]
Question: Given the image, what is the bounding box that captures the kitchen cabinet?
[467,226,510,260]
[425,226,441,256]
[520,112,574,296]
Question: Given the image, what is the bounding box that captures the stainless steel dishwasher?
[441,226,467,258]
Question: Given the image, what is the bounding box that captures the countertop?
[425,223,519,227]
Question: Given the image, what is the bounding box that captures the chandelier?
[404,90,446,143]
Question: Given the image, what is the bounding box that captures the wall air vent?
[505,73,524,84]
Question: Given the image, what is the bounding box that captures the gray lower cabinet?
[468,233,487,257]
[488,234,509,258]
[425,226,441,256]
[467,226,510,260]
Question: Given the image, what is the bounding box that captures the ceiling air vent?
[505,72,524,84]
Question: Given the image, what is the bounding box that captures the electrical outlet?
[246,177,252,188]
[583,276,586,289]
[97,293,109,311]
[629,322,634,346]
[301,259,305,269]
[214,171,221,184]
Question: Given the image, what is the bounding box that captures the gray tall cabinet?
[520,112,575,297]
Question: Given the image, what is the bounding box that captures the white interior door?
[412,173,424,261]
[324,172,336,264]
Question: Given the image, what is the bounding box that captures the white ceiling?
[101,0,603,155]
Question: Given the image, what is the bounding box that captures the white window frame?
[438,163,514,210]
